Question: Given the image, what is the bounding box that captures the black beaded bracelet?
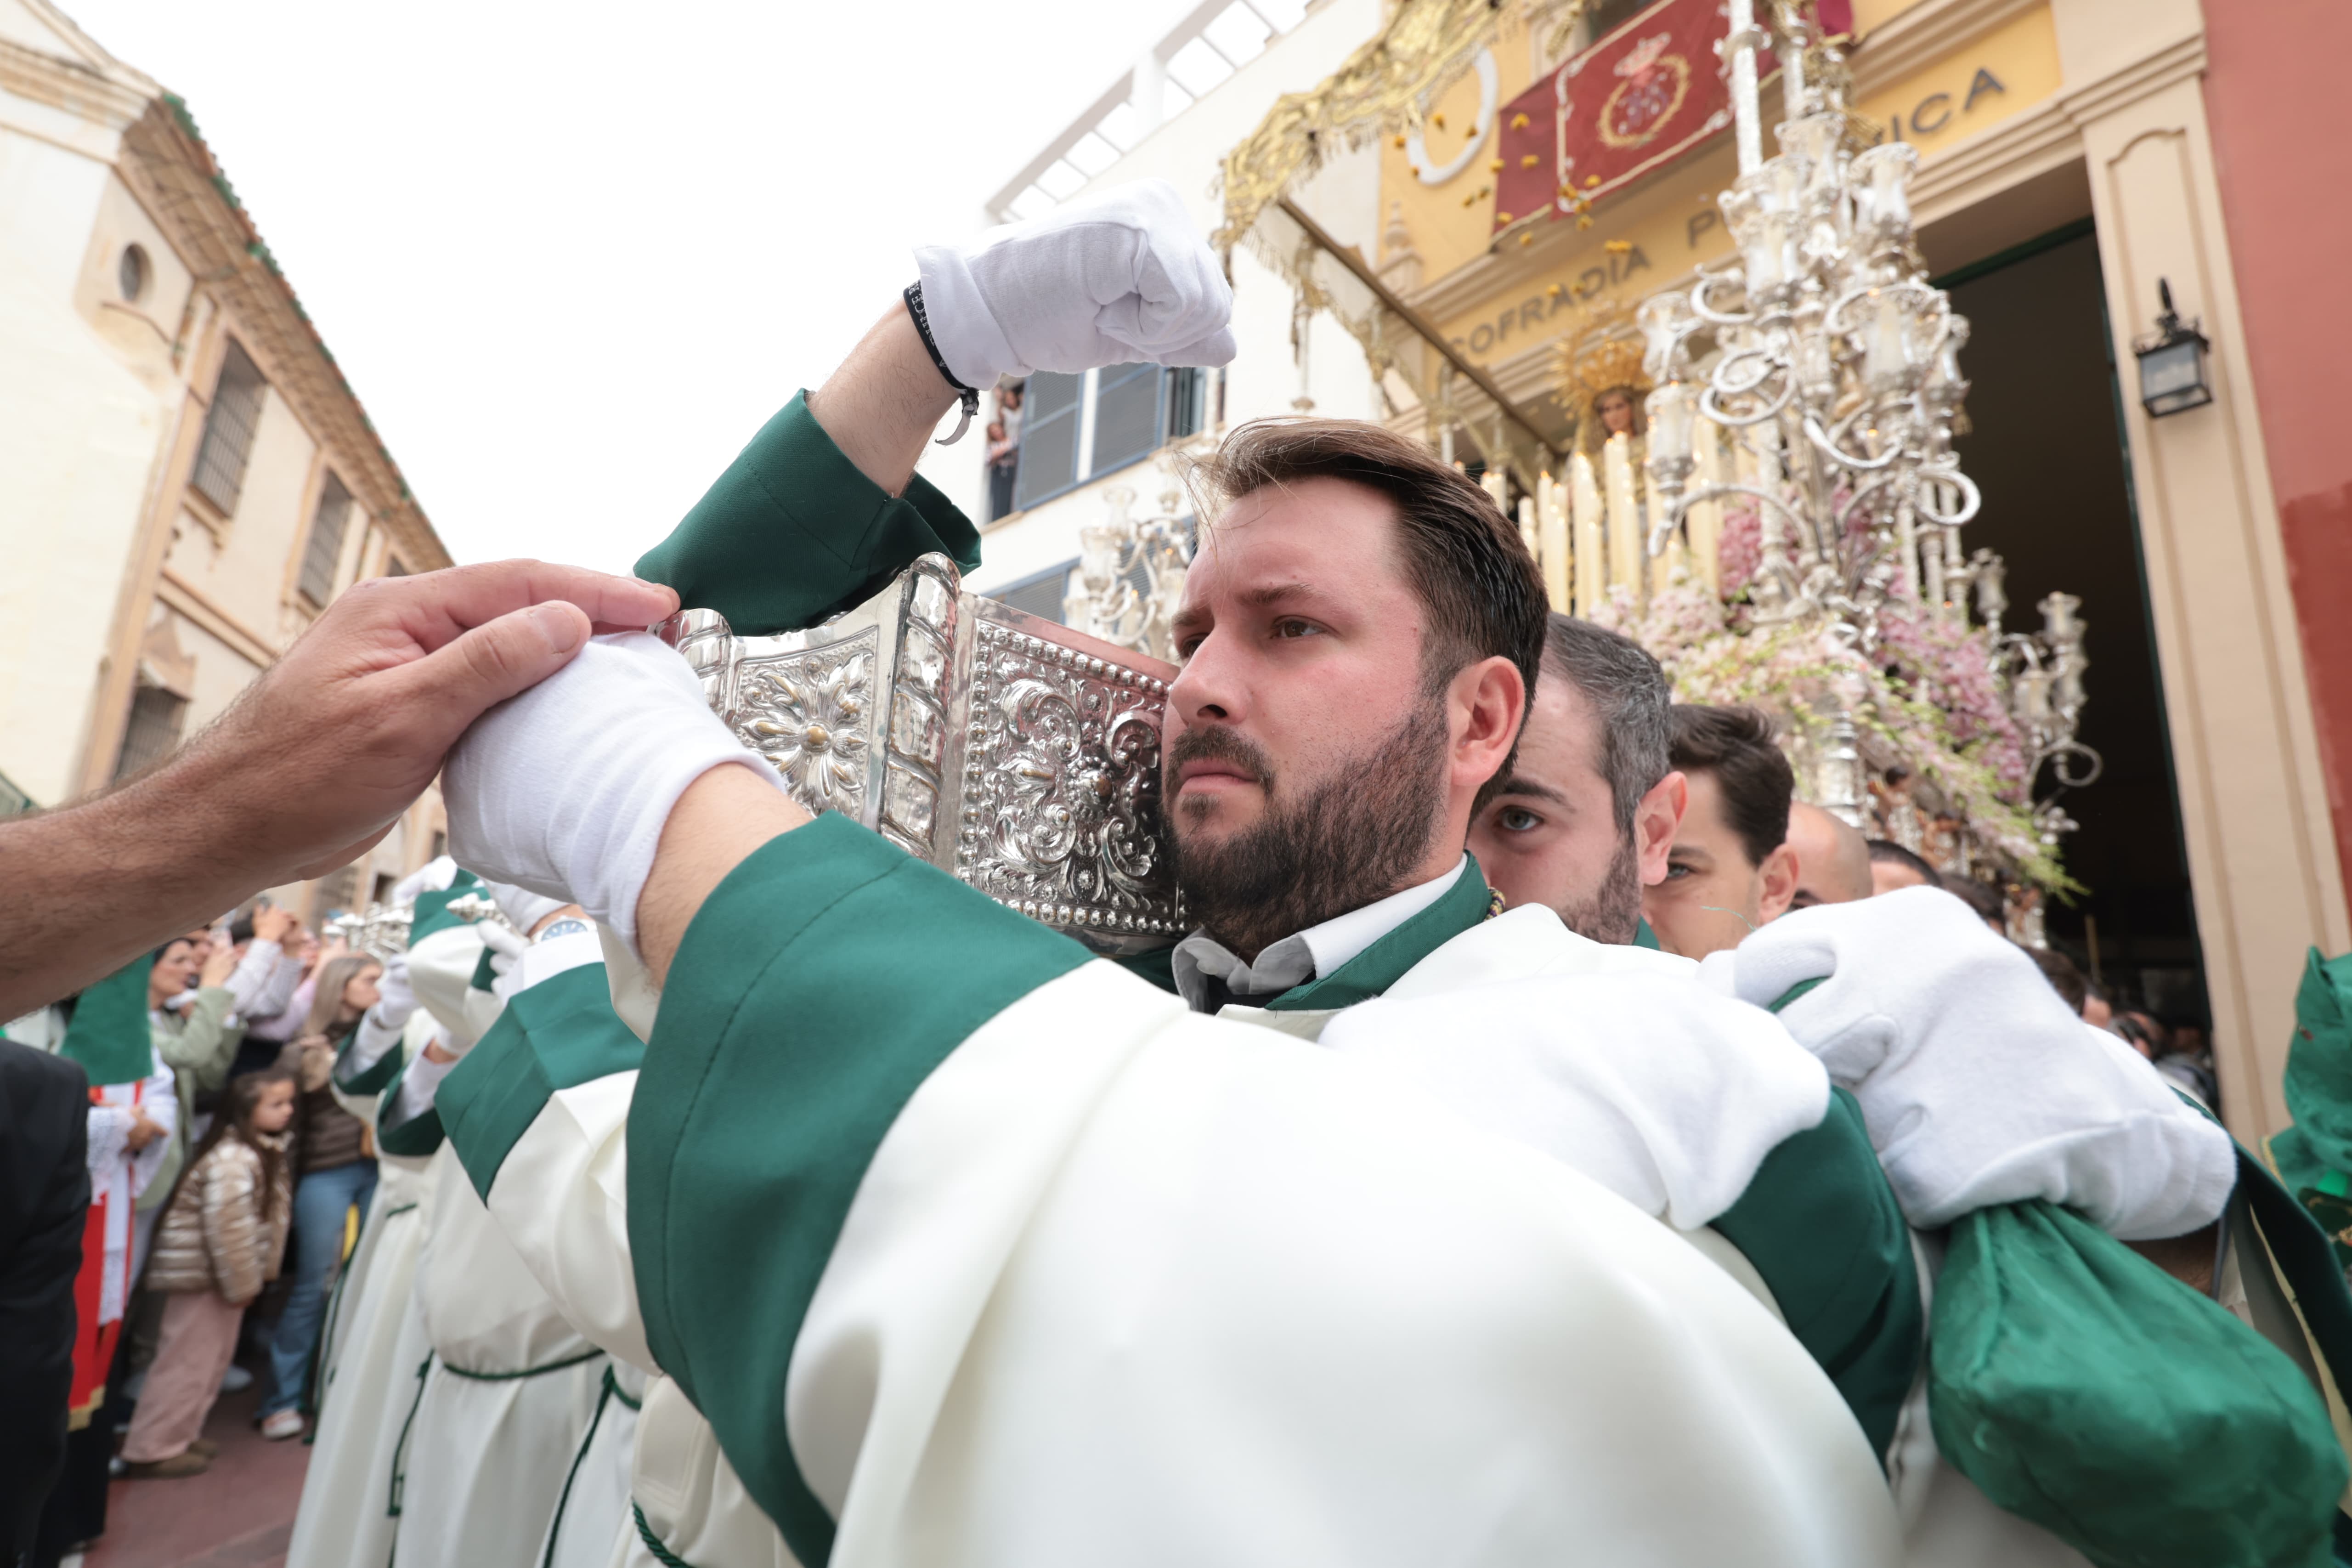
[903,281,979,444]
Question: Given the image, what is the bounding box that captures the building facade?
[949,0,2352,1150]
[0,0,455,920]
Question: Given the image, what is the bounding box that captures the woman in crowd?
[121,1068,296,1477]
[258,954,381,1441]
[147,934,242,1192]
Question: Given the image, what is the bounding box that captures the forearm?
[803,306,961,498]
[0,750,259,1016]
[635,765,812,986]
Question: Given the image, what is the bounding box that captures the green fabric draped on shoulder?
[1712,1086,1922,1462]
[59,958,156,1087]
[632,391,983,637]
[2274,946,2352,1210]
[439,962,645,1195]
[628,815,1090,1566]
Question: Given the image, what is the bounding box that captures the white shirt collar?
[1169,856,1470,1013]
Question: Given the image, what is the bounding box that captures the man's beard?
[1166,699,1450,962]
[1559,831,1643,946]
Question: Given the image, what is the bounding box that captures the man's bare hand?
[0,559,677,1018]
[124,1109,163,1153]
[253,907,300,945]
[178,561,680,882]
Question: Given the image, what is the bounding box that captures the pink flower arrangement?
[1591,564,2068,891]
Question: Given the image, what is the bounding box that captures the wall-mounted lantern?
[2132,278,2213,418]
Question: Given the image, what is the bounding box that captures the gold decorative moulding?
[655,553,1184,954]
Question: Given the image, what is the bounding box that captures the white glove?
[367,952,417,1030]
[914,178,1236,387]
[391,855,460,907]
[476,919,529,979]
[1697,885,2236,1239]
[442,632,786,955]
[483,879,569,937]
[1321,972,1829,1231]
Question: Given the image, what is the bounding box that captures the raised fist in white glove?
[368,952,417,1029]
[442,632,784,954]
[1697,885,2234,1238]
[915,178,1236,387]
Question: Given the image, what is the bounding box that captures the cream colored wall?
[0,95,177,807]
[170,611,259,734]
[2049,0,2351,1143]
[71,170,191,391]
[164,381,322,645]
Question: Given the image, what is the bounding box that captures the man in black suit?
[0,1041,89,1568]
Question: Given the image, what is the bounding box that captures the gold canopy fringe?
[1213,0,1589,251]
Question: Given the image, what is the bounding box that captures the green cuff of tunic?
[628,814,1087,1566]
[632,391,981,636]
[334,1026,406,1098]
[441,962,644,1200]
[374,1051,445,1159]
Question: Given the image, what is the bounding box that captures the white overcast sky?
[64,0,1208,572]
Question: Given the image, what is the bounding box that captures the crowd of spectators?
[1,903,384,1561]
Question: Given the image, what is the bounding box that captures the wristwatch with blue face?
[534,917,592,945]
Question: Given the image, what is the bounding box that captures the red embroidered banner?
[1492,0,1849,234]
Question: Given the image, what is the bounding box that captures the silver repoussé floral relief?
[957,620,1183,940]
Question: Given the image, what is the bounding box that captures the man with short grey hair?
[1469,614,1684,945]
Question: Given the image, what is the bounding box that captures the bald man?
[1786,802,1873,911]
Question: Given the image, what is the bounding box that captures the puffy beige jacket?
[145,1132,292,1303]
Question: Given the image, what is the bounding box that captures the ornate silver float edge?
[656,553,1184,954]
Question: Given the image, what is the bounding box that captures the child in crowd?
[121,1068,296,1477]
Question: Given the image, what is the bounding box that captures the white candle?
[1689,414,1726,596]
[1572,453,1604,616]
[1605,432,1641,596]
[1538,471,1571,612]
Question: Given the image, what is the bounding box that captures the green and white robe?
[367,925,618,1568]
[289,885,492,1568]
[439,818,1916,1568]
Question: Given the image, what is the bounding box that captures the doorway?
[1943,226,2209,1029]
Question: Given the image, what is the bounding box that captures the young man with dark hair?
[1866,838,1938,895]
[1470,615,1682,945]
[1149,418,1548,1000]
[1644,704,1799,958]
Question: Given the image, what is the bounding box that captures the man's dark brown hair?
[1666,703,1792,869]
[1185,418,1549,809]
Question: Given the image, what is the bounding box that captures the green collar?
[1266,859,1498,1013]
[1116,860,1501,1013]
[1633,916,1662,950]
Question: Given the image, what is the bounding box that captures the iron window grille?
[191,340,268,515]
[298,472,354,606]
